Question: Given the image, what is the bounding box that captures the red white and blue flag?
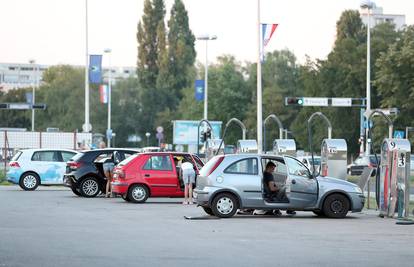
[99,84,108,104]
[261,23,278,61]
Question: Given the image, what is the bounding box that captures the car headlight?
[354,186,362,193]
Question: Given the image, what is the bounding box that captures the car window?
[71,152,84,162]
[143,155,173,171]
[61,152,77,162]
[285,157,310,177]
[224,158,258,175]
[31,151,59,162]
[94,153,113,163]
[124,152,135,159]
[118,154,138,166]
[11,151,22,161]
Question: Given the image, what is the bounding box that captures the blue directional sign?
[195,80,204,101]
[393,130,405,139]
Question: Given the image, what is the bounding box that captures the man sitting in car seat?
[262,161,296,215]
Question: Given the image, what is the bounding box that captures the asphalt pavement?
[0,185,413,267]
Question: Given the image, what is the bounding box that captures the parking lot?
[0,185,413,267]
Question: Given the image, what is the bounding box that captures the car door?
[223,157,262,207]
[284,156,318,208]
[141,154,178,196]
[31,150,63,184]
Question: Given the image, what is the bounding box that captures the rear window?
[199,156,223,176]
[118,154,138,166]
[71,152,84,162]
[11,151,22,161]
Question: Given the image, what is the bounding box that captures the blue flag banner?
[89,55,102,84]
[195,80,205,101]
[25,92,33,104]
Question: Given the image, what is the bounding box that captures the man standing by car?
[181,159,196,205]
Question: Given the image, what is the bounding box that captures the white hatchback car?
[7,149,78,191]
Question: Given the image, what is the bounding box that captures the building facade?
[0,63,137,93]
[360,6,406,30]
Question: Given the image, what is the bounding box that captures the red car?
[111,152,204,203]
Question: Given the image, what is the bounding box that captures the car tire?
[211,193,238,218]
[202,206,214,216]
[79,177,100,198]
[121,194,130,201]
[127,184,149,203]
[312,210,325,217]
[19,172,40,191]
[70,184,81,196]
[322,193,350,218]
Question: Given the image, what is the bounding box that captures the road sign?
[393,130,405,139]
[156,126,164,133]
[106,129,113,140]
[331,98,352,107]
[82,123,92,132]
[303,97,328,106]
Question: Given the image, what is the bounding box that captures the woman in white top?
[181,160,195,205]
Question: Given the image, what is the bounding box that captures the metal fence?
[1,131,92,175]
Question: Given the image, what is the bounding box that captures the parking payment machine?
[320,139,348,180]
[236,140,258,154]
[379,139,411,218]
[272,139,296,156]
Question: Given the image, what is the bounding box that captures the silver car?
[194,154,365,218]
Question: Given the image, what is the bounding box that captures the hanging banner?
[89,55,102,84]
[260,23,278,61]
[99,85,108,104]
[195,80,205,101]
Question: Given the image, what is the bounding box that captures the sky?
[1,0,413,68]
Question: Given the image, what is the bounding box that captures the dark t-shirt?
[263,171,275,195]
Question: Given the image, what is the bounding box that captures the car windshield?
[118,154,138,166]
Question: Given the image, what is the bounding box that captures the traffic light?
[285,97,304,106]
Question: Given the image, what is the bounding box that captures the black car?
[348,154,380,176]
[63,148,139,197]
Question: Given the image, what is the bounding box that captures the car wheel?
[19,172,40,191]
[312,210,325,217]
[127,184,149,203]
[202,206,214,216]
[211,193,238,218]
[323,193,350,218]
[70,184,81,196]
[79,177,100,198]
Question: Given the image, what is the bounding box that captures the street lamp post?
[196,34,217,121]
[361,0,375,156]
[29,59,37,132]
[145,132,151,147]
[104,48,112,147]
[83,0,91,133]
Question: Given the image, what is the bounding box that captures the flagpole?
[257,0,263,154]
[83,0,91,133]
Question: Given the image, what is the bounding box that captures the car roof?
[81,148,140,153]
[18,148,78,153]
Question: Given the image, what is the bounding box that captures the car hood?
[316,176,358,188]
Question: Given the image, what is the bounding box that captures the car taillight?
[68,161,82,170]
[113,169,125,179]
[9,161,20,168]
[206,156,224,176]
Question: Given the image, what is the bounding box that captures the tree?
[375,25,414,148]
[136,0,167,135]
[157,0,196,110]
[0,88,30,129]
